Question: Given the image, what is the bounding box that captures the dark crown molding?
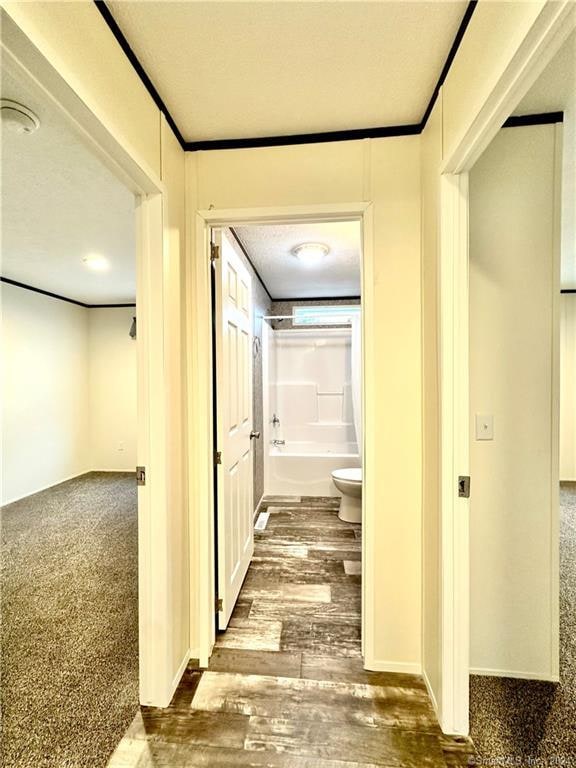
[503,112,564,128]
[95,1,562,153]
[94,0,479,152]
[93,1,186,149]
[1,277,136,308]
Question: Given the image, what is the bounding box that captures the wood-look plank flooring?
[107,496,473,767]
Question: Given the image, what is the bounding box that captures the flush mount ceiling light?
[83,254,110,272]
[291,242,330,265]
[1,99,40,135]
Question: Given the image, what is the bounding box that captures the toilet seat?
[331,467,362,484]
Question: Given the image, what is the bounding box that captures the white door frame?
[437,0,575,735]
[1,11,177,707]
[188,203,373,667]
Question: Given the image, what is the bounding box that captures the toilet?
[331,467,362,523]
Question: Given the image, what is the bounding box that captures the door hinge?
[214,450,222,465]
[210,243,220,262]
[458,475,470,498]
[136,466,146,486]
[216,597,223,612]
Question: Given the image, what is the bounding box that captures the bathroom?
[263,303,362,518]
[212,220,364,655]
[232,222,363,517]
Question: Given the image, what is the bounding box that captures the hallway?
[107,496,471,767]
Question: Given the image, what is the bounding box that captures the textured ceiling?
[234,221,361,299]
[1,59,136,304]
[514,31,575,117]
[107,0,469,142]
[514,32,576,289]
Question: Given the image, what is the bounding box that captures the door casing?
[189,203,373,668]
[434,0,575,736]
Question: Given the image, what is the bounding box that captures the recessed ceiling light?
[83,254,110,272]
[1,99,40,135]
[291,243,330,265]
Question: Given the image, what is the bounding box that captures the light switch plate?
[475,414,494,440]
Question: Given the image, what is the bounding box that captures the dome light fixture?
[291,242,330,265]
[1,99,40,135]
[83,253,110,272]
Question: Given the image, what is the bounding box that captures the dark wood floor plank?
[106,494,450,768]
[110,740,390,768]
[246,716,446,766]
[123,708,249,748]
[300,656,426,690]
[191,672,439,733]
[208,648,302,678]
[215,619,282,652]
[249,600,360,623]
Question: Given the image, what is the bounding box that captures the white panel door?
[215,228,254,629]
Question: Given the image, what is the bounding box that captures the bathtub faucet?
[271,439,285,446]
[271,414,280,427]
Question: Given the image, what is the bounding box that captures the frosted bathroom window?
[292,305,360,326]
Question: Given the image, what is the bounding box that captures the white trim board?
[423,669,439,718]
[470,668,560,683]
[188,202,374,673]
[365,660,422,675]
[171,650,191,695]
[253,493,265,522]
[435,0,575,738]
[1,469,92,507]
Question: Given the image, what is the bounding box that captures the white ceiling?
[1,61,136,304]
[233,221,361,299]
[107,0,468,142]
[514,31,575,117]
[514,32,576,289]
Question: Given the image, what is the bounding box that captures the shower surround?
[263,325,360,496]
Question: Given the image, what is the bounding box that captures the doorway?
[1,47,140,766]
[1,9,181,760]
[211,221,363,656]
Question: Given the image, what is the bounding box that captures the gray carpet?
[1,472,139,768]
[469,483,576,766]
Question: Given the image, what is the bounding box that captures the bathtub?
[265,440,361,497]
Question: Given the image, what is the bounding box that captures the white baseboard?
[364,659,422,675]
[422,668,439,714]
[91,468,136,474]
[2,469,92,506]
[169,649,191,701]
[253,493,265,522]
[2,468,138,506]
[470,666,559,683]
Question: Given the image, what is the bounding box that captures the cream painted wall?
[1,283,90,505]
[469,124,560,679]
[189,135,423,670]
[88,307,137,471]
[1,293,138,506]
[420,96,443,710]
[560,294,576,480]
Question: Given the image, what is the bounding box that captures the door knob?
[250,430,261,439]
